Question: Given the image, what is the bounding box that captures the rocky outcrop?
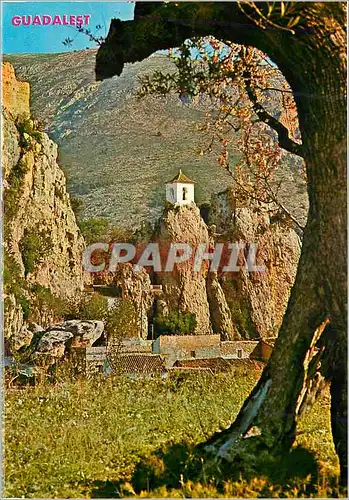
[152,203,240,338]
[34,330,74,362]
[47,320,105,347]
[153,203,212,335]
[22,320,105,365]
[207,273,240,340]
[109,263,153,339]
[2,63,86,348]
[209,188,301,338]
[2,62,30,120]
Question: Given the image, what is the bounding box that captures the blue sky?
[2,2,135,54]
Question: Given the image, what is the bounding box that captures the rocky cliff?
[150,192,300,340]
[2,62,86,349]
[153,203,239,339]
[209,188,301,338]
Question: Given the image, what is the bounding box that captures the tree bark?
[95,1,347,482]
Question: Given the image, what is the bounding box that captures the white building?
[165,169,195,205]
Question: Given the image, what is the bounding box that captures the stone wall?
[153,334,221,367]
[221,340,259,359]
[119,338,153,354]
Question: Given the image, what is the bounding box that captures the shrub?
[228,300,255,339]
[78,218,110,245]
[106,299,138,342]
[70,196,84,219]
[3,157,30,226]
[15,117,43,144]
[164,200,175,210]
[64,293,109,321]
[19,229,53,276]
[154,311,197,336]
[30,284,67,324]
[3,250,31,320]
[78,217,133,245]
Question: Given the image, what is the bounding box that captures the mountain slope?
[5,50,307,228]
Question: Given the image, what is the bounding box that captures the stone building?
[153,334,221,368]
[220,340,260,360]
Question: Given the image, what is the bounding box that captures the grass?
[4,370,344,498]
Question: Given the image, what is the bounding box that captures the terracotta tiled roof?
[173,358,264,372]
[225,359,265,370]
[114,355,167,375]
[166,169,194,184]
[173,358,231,373]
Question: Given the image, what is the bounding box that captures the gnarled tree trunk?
[95,1,347,482]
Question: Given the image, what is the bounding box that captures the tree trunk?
[96,1,347,481]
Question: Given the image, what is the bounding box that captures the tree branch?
[243,70,304,158]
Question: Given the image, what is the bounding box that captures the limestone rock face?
[47,320,105,347]
[206,273,240,340]
[112,263,153,339]
[34,330,74,362]
[3,118,86,298]
[26,320,104,365]
[2,63,86,346]
[3,294,25,346]
[13,325,35,351]
[153,203,213,335]
[2,62,30,120]
[209,188,301,338]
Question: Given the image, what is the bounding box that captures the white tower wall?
[166,182,195,205]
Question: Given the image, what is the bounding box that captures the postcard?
[1,1,347,498]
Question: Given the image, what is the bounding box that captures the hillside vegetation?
[5,50,307,228]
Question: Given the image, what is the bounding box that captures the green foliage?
[3,250,31,320]
[78,218,109,244]
[3,156,30,227]
[4,374,343,498]
[19,229,53,276]
[163,200,175,212]
[3,253,66,329]
[30,284,67,324]
[154,311,197,336]
[64,293,109,322]
[106,300,138,369]
[15,117,43,144]
[105,299,137,342]
[131,221,154,244]
[137,40,201,101]
[70,196,84,219]
[228,300,256,340]
[78,218,132,245]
